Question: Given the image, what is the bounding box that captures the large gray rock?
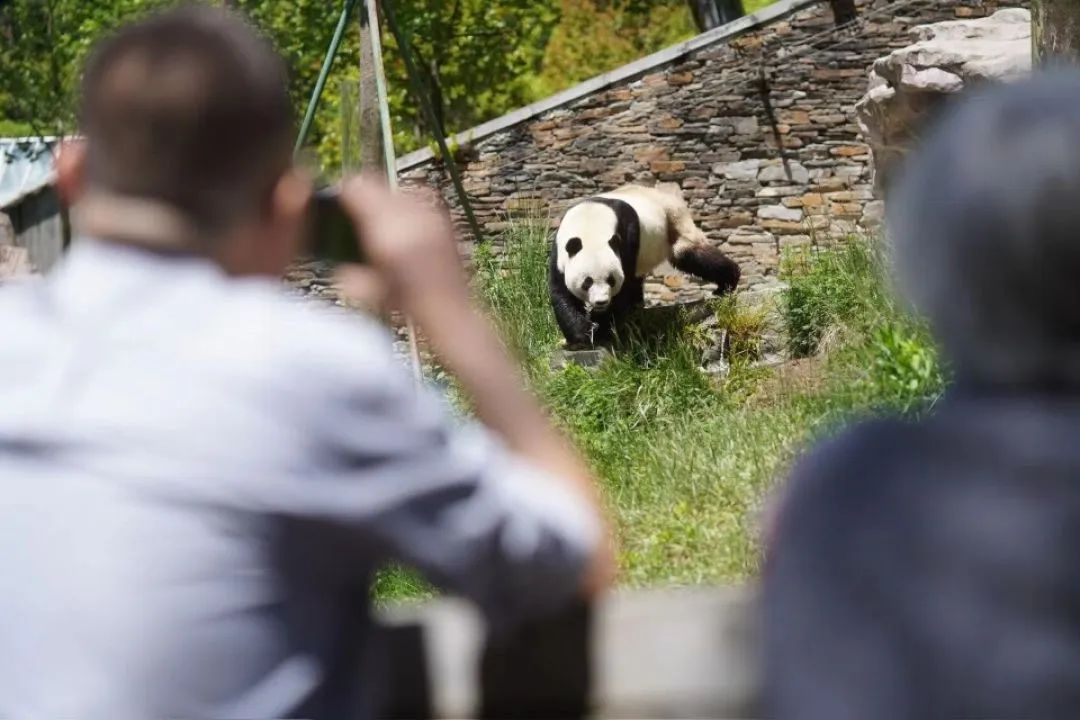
[855,8,1032,195]
[550,346,612,370]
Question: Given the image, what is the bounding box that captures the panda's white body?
[549,183,740,347]
[605,187,674,275]
[601,186,675,275]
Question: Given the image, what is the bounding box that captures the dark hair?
[888,70,1080,390]
[78,3,294,234]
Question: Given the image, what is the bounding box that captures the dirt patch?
[748,355,829,406]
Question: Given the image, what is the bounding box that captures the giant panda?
[549,183,740,348]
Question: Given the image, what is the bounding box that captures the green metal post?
[294,0,359,156]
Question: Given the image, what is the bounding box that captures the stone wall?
[399,0,1026,300]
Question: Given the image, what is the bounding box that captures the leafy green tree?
[0,0,172,136]
[228,0,360,172]
[220,0,560,166]
[0,0,712,174]
[533,0,696,98]
[380,0,559,153]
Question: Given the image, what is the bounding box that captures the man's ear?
[55,138,86,207]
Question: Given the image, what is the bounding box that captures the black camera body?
[307,186,364,264]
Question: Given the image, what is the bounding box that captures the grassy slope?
[375,220,945,599]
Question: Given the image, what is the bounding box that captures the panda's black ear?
[608,235,620,252]
[565,237,582,257]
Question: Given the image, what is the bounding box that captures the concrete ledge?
[396,0,820,172]
[372,584,761,718]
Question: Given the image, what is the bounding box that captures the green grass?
[372,221,947,595]
[780,238,946,416]
[780,235,889,358]
[0,119,36,137]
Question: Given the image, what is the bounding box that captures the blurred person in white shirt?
[0,5,614,718]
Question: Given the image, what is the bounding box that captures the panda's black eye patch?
[607,274,616,286]
[608,235,619,251]
[565,237,583,257]
[582,277,594,291]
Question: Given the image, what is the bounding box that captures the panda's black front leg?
[549,266,602,348]
[551,289,601,348]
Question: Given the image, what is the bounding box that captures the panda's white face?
[556,203,626,313]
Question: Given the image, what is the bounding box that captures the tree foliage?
[381,1,559,153]
[0,0,769,172]
[0,0,171,136]
[534,0,695,98]
[230,0,362,173]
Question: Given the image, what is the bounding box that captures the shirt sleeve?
[278,309,600,626]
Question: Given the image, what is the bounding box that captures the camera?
[307,186,364,264]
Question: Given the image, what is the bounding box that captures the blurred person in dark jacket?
[764,71,1080,719]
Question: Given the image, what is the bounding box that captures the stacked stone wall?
[399,0,1027,301]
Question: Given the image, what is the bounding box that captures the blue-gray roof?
[0,137,58,209]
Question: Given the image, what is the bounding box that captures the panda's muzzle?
[588,299,611,313]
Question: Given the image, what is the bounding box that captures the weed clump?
[780,236,946,415]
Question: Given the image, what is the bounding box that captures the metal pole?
[363,0,424,385]
[379,0,486,245]
[294,0,359,156]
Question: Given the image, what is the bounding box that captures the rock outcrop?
[856,8,1032,195]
